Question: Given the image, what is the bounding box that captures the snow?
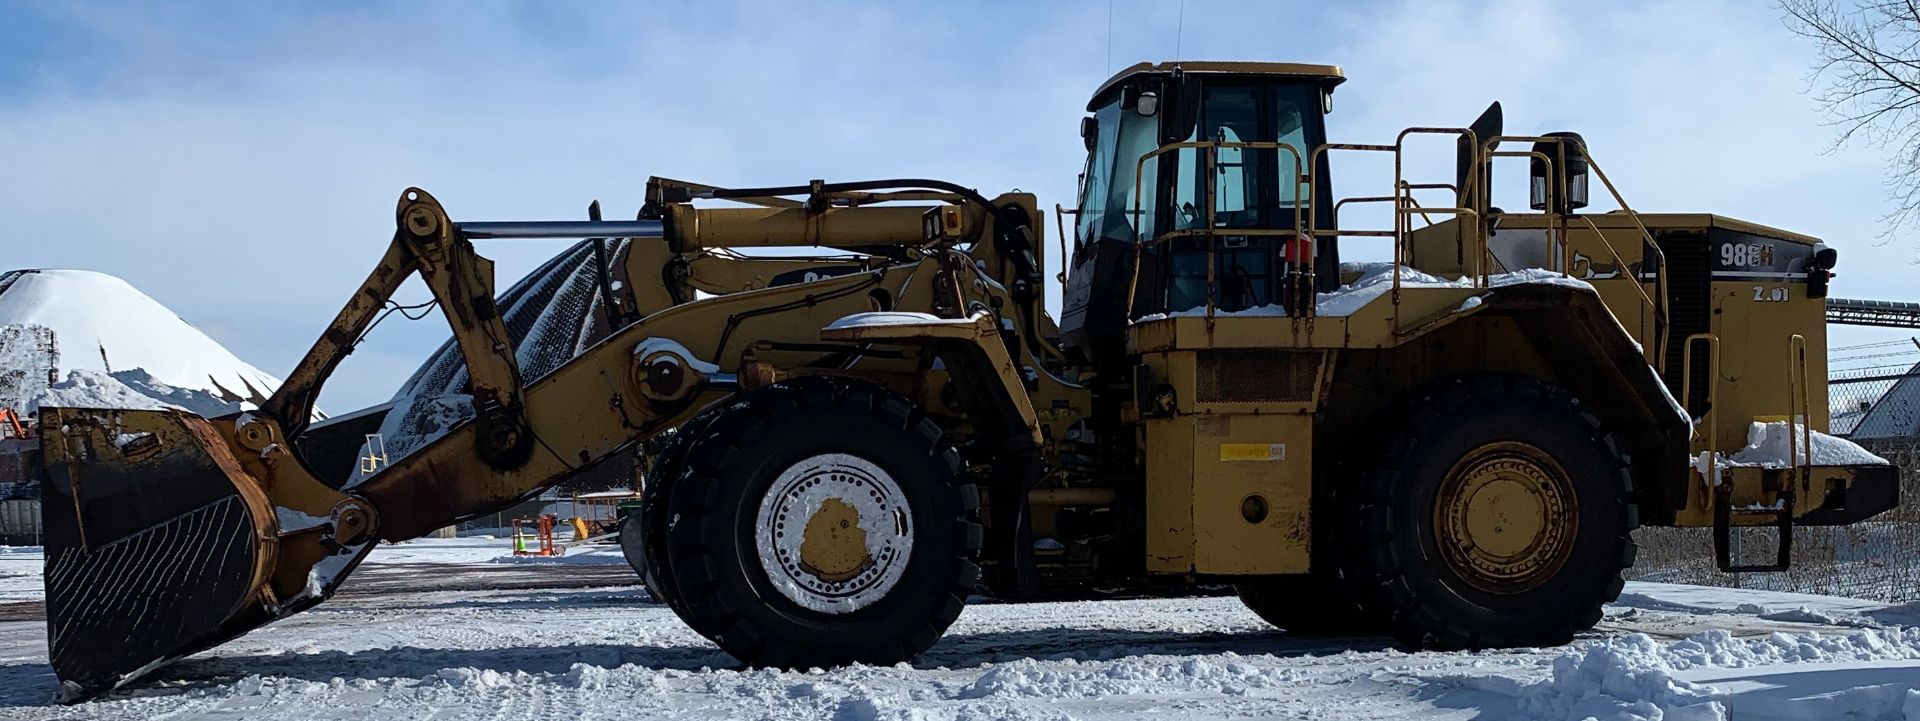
[1131,263,1596,321]
[1518,629,1920,720]
[1314,264,1594,317]
[1725,421,1889,468]
[825,311,978,330]
[273,507,328,533]
[0,269,304,417]
[632,337,720,374]
[33,369,176,412]
[0,543,1916,720]
[356,537,630,566]
[1695,422,1890,486]
[107,368,249,416]
[1613,582,1897,621]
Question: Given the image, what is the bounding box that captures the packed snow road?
[0,539,1916,720]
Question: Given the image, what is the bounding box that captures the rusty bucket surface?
[38,407,279,702]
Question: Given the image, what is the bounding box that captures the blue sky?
[0,1,1910,410]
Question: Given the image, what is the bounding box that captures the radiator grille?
[1657,231,1711,418]
[1195,350,1320,403]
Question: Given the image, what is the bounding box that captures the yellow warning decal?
[1220,443,1287,462]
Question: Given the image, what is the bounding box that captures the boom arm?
[270,189,531,469]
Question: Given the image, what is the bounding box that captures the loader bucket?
[38,407,279,702]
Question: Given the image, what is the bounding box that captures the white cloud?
[0,0,1910,409]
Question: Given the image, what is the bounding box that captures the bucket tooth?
[38,407,278,702]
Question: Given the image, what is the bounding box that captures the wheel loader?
[38,60,1899,701]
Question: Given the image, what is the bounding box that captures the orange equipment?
[0,410,28,441]
[510,514,560,557]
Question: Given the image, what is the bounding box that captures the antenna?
[1175,0,1186,60]
[1106,0,1114,72]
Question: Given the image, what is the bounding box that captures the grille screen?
[1196,350,1320,403]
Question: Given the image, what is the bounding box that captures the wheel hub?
[1434,442,1577,594]
[754,453,912,614]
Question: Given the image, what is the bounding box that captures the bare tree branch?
[1784,0,1920,242]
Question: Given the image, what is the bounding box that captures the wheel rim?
[1432,441,1578,595]
[754,453,913,614]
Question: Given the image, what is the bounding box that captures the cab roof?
[1089,61,1347,110]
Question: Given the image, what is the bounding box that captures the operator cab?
[1061,61,1346,366]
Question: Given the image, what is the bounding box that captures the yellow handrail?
[1682,333,1721,486]
[1575,215,1663,363]
[1484,134,1671,372]
[1116,124,1669,349]
[1122,139,1306,320]
[1052,204,1075,284]
[1789,334,1810,493]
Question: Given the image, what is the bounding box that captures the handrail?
[1788,334,1811,491]
[1052,204,1075,284]
[1122,139,1306,320]
[1484,134,1671,372]
[1117,125,1669,343]
[1487,150,1562,273]
[1393,128,1481,300]
[1575,215,1662,362]
[1682,333,1721,485]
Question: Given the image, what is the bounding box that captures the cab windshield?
[1075,94,1161,247]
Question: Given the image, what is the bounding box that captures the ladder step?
[1713,485,1794,573]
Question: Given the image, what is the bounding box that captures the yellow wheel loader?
[39,61,1898,700]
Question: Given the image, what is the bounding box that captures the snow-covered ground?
[0,540,1916,720]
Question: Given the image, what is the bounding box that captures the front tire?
[658,378,981,668]
[1338,374,1637,650]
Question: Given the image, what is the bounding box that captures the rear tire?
[1337,374,1637,650]
[658,377,981,668]
[1235,574,1377,636]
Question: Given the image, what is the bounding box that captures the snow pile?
[1313,263,1459,317]
[1695,422,1890,484]
[33,369,177,412]
[1517,628,1920,721]
[1519,634,1725,720]
[27,367,248,417]
[0,270,292,415]
[1131,263,1595,321]
[1315,264,1593,317]
[0,324,57,414]
[109,368,249,416]
[1725,421,1888,468]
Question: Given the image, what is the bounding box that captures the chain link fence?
[1629,437,1920,603]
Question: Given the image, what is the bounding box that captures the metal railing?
[1480,134,1670,367]
[1789,334,1813,488]
[1122,139,1308,323]
[1113,127,1672,365]
[1683,333,1721,483]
